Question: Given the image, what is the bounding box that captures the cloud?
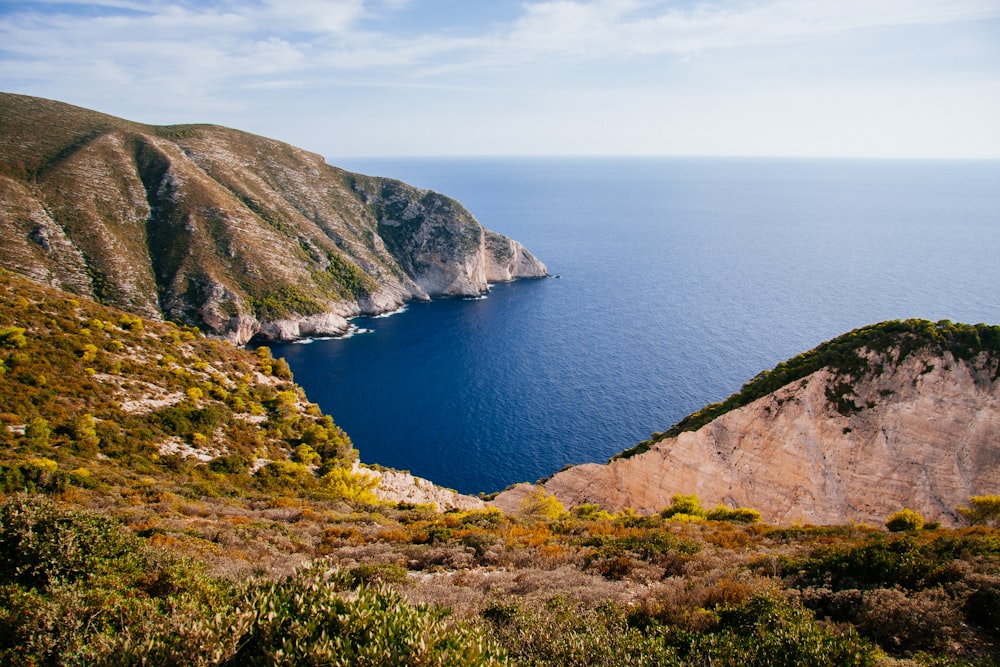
[505,0,1000,59]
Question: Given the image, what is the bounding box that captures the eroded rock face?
[0,93,547,344]
[493,349,1000,525]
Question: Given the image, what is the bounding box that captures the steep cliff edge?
[0,93,546,343]
[493,320,1000,525]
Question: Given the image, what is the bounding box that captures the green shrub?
[706,505,763,523]
[0,494,151,589]
[886,508,925,532]
[661,493,706,519]
[0,326,28,349]
[226,568,507,666]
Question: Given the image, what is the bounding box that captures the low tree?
[518,487,566,521]
[958,495,1000,527]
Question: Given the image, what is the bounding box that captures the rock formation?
[493,321,1000,525]
[0,92,546,344]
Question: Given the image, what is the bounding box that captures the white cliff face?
[493,349,1000,526]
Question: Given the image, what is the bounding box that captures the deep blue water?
[268,157,1000,495]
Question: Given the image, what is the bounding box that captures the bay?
[268,157,1000,495]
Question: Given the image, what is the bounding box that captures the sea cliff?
[493,321,1000,525]
[0,92,546,344]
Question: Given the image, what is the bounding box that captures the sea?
[266,157,1000,495]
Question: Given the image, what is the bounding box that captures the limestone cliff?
[493,321,1000,525]
[0,93,546,344]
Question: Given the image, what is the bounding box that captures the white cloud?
[506,0,1000,59]
[0,0,997,156]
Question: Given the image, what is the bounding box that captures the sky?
[1,0,999,159]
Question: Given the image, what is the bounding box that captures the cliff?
[0,92,546,344]
[493,321,1000,525]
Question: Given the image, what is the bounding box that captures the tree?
[518,487,565,521]
[71,413,99,452]
[958,496,1000,527]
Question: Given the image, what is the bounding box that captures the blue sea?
[267,157,1000,495]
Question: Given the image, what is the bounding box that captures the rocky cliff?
[493,321,1000,525]
[0,93,546,344]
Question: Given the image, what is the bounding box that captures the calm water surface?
[268,158,1000,494]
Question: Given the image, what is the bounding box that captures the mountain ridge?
[0,92,546,344]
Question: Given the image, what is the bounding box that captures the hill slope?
[0,269,479,515]
[494,320,1000,525]
[0,92,546,343]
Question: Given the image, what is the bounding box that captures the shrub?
[706,504,762,523]
[518,487,566,521]
[226,568,507,666]
[0,326,27,349]
[0,494,151,589]
[661,493,706,519]
[315,466,379,503]
[886,508,925,532]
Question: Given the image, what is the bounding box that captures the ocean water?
[267,157,1000,495]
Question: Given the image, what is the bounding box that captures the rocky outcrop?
[357,464,486,512]
[0,93,546,344]
[492,322,1000,525]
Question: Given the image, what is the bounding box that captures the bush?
[661,493,706,519]
[518,487,566,521]
[226,568,507,666]
[706,504,763,523]
[886,508,925,532]
[0,494,151,589]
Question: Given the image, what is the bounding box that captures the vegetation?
[2,487,998,666]
[616,319,1000,459]
[960,496,1000,527]
[1,267,998,664]
[0,269,358,504]
[886,508,926,532]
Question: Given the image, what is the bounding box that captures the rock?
[356,463,486,512]
[493,335,1000,526]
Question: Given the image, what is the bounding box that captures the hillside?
[0,92,546,344]
[1,257,999,664]
[493,320,1000,525]
[0,269,478,517]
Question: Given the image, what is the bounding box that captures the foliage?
[517,487,566,521]
[226,568,507,666]
[959,495,1000,527]
[248,286,325,320]
[483,593,877,667]
[886,507,925,532]
[706,504,763,523]
[661,493,706,519]
[0,270,359,502]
